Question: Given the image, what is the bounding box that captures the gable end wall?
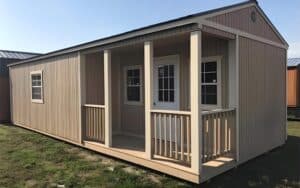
[206,6,284,44]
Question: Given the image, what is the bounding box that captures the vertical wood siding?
[287,69,298,107]
[238,37,286,163]
[10,53,80,142]
[85,53,104,105]
[207,6,284,44]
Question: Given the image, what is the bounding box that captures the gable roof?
[0,50,41,60]
[8,0,287,67]
[288,58,300,67]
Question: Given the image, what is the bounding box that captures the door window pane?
[158,64,175,102]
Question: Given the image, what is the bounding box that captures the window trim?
[123,65,143,105]
[30,70,44,104]
[201,56,222,110]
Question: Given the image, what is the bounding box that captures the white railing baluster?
[180,115,184,161]
[149,110,193,166]
[83,105,105,143]
[154,113,157,155]
[201,108,236,163]
[159,114,162,156]
[169,114,172,158]
[175,115,178,160]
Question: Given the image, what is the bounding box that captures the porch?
[78,26,239,182]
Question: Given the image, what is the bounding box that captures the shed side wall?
[10,53,80,142]
[287,68,297,107]
[238,36,286,163]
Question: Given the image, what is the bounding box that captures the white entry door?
[153,55,180,110]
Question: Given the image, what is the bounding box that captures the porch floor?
[113,134,145,152]
[83,134,236,183]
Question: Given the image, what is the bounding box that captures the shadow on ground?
[198,136,300,188]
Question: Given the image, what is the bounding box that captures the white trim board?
[199,20,288,49]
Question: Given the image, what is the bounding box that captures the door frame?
[153,55,180,110]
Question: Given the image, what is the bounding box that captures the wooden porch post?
[78,52,86,143]
[190,30,202,174]
[104,50,112,147]
[144,41,153,159]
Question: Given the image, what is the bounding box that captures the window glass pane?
[158,66,164,77]
[127,70,133,77]
[201,63,205,72]
[169,65,174,77]
[32,87,42,100]
[163,66,168,76]
[169,78,174,89]
[169,90,174,102]
[164,91,169,101]
[126,68,141,102]
[204,73,217,83]
[205,62,217,72]
[159,78,163,90]
[201,73,205,83]
[205,85,217,94]
[133,69,140,77]
[206,94,217,104]
[133,78,140,85]
[201,85,217,105]
[127,86,140,101]
[32,75,41,81]
[32,80,41,86]
[159,90,163,101]
[164,78,169,89]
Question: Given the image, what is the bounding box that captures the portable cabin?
[8,0,288,183]
[287,58,300,117]
[0,50,40,122]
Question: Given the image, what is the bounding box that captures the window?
[158,64,175,102]
[31,70,43,103]
[201,57,221,107]
[124,66,142,104]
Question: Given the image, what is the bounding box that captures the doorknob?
[153,102,156,105]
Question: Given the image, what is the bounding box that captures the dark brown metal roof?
[0,50,41,60]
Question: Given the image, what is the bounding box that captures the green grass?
[0,122,299,188]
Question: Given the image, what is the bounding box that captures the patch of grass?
[0,124,187,187]
[288,121,300,137]
[0,122,299,187]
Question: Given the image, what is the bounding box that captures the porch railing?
[202,108,236,163]
[151,109,191,166]
[82,104,105,143]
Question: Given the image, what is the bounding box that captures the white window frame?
[30,70,44,104]
[123,65,143,105]
[201,56,222,110]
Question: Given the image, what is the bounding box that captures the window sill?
[124,101,143,106]
[32,99,44,104]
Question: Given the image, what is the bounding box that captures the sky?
[0,0,299,58]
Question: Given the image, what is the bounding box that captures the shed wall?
[0,76,10,122]
[238,36,286,163]
[287,68,299,107]
[10,53,80,142]
[207,6,284,44]
[0,58,20,122]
